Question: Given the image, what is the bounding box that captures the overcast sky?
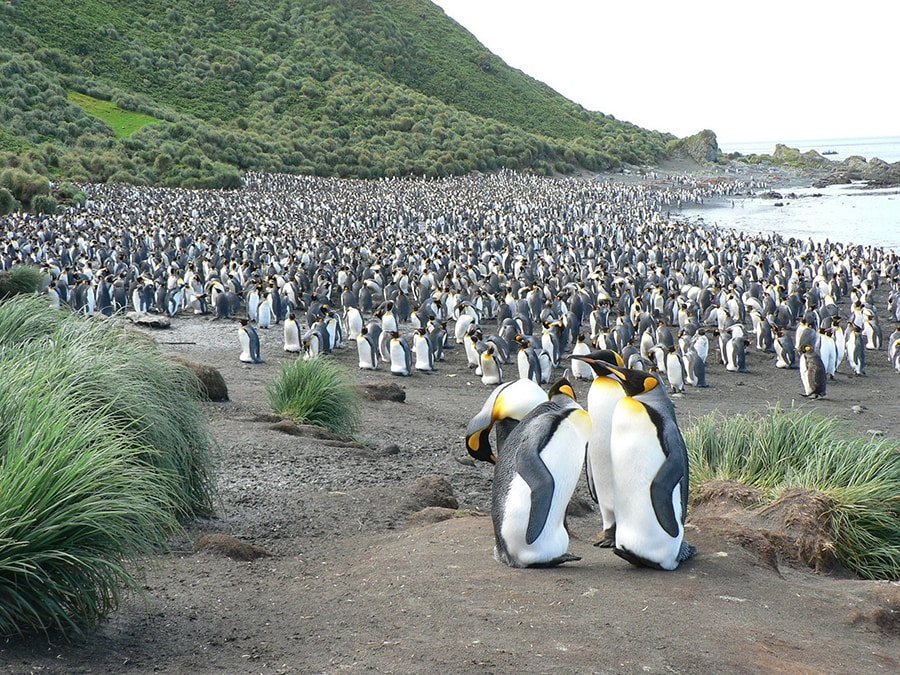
[431,1,897,150]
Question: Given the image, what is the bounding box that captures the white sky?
[431,1,898,149]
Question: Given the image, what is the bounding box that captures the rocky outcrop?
[812,156,900,188]
[671,129,719,163]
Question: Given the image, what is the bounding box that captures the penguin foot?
[592,526,617,548]
[613,546,665,570]
[677,541,697,563]
[529,552,581,568]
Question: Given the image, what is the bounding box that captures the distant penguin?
[428,321,448,361]
[283,314,302,353]
[683,348,708,388]
[570,334,593,381]
[455,313,475,344]
[690,329,709,364]
[570,349,627,547]
[490,377,591,568]
[818,328,837,379]
[303,328,323,360]
[515,335,543,384]
[413,328,436,372]
[356,325,379,370]
[389,331,412,376]
[594,363,695,570]
[257,293,273,329]
[723,335,749,373]
[661,345,686,394]
[238,319,263,363]
[863,310,882,350]
[846,324,866,376]
[799,344,827,398]
[345,306,364,339]
[774,328,797,369]
[465,378,549,464]
[480,343,503,385]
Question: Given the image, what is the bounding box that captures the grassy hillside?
[0,0,678,191]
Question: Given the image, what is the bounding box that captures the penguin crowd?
[2,169,896,396]
[3,168,898,569]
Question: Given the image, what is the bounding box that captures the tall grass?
[686,406,900,579]
[267,357,361,435]
[0,372,179,636]
[0,264,46,298]
[0,295,220,634]
[0,297,218,517]
[0,288,63,340]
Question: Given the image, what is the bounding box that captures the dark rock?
[194,533,273,561]
[170,355,229,401]
[402,473,458,511]
[127,311,170,328]
[354,382,406,402]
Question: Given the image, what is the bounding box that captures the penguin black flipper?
[513,402,564,545]
[646,406,688,538]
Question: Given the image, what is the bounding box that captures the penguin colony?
[2,169,898,567]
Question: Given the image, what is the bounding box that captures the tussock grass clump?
[0,374,179,636]
[686,406,900,579]
[267,357,361,435]
[0,295,220,635]
[0,297,217,517]
[0,264,45,298]
[0,290,63,341]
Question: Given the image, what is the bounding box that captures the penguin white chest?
[610,399,684,570]
[497,412,589,567]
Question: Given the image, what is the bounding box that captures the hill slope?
[0,0,678,189]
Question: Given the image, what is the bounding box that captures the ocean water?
[679,136,900,252]
[719,136,900,164]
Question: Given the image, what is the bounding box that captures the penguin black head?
[465,379,547,464]
[548,376,576,402]
[569,349,624,375]
[572,358,660,397]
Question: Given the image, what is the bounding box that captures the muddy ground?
[2,298,899,674]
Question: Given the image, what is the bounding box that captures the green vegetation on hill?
[67,90,162,139]
[0,0,678,192]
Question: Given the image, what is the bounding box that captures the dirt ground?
[2,295,899,673]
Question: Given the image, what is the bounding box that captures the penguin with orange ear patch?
[576,360,695,570]
[490,376,592,568]
[465,378,548,464]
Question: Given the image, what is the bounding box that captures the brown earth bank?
[2,290,899,675]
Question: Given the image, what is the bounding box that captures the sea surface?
[679,136,900,252]
[719,136,900,164]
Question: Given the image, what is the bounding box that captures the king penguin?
[283,313,302,353]
[356,325,379,370]
[577,361,695,570]
[490,377,592,568]
[570,334,594,381]
[480,343,503,385]
[413,327,436,372]
[570,349,626,547]
[465,378,549,464]
[799,344,827,398]
[238,318,263,364]
[389,331,413,376]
